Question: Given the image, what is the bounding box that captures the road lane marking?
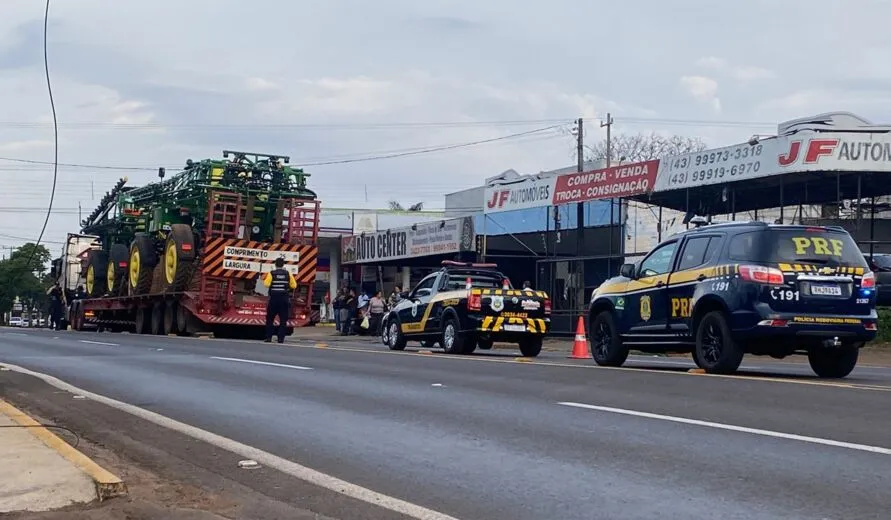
[3,332,28,336]
[0,363,458,520]
[210,356,312,371]
[79,340,119,346]
[558,401,891,456]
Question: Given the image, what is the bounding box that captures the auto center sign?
[652,112,891,192]
[484,160,658,214]
[341,217,475,264]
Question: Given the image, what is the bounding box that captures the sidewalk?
[0,399,125,514]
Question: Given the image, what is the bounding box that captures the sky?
[2,0,891,251]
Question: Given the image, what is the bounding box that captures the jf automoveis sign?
[341,216,475,264]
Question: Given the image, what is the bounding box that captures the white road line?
[3,332,28,336]
[558,401,891,456]
[0,362,457,520]
[210,356,312,371]
[79,340,119,346]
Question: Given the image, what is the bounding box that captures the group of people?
[332,286,403,336]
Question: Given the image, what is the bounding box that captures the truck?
[381,261,551,356]
[52,150,321,339]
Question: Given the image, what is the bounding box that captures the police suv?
[588,221,877,378]
[382,261,551,356]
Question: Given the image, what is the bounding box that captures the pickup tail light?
[544,299,552,316]
[739,265,784,285]
[502,278,510,290]
[465,277,472,290]
[468,292,481,311]
[861,271,876,289]
[865,321,877,331]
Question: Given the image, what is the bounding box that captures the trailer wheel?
[150,303,164,335]
[129,234,158,296]
[134,307,150,334]
[163,224,196,292]
[106,243,129,296]
[163,302,177,335]
[176,303,190,335]
[85,250,109,297]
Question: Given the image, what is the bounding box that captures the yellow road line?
[0,398,127,500]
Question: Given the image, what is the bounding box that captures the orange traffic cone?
[569,315,590,359]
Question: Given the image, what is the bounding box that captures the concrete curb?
[0,398,127,501]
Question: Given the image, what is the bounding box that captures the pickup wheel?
[441,316,468,354]
[591,311,628,366]
[808,344,859,378]
[384,316,407,351]
[518,337,542,357]
[477,338,494,350]
[694,311,744,374]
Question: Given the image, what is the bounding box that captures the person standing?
[47,283,63,330]
[333,288,345,333]
[368,290,386,334]
[388,285,402,310]
[341,289,357,336]
[262,257,296,343]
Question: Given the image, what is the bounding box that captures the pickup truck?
[381,261,551,356]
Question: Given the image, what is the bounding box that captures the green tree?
[0,243,53,320]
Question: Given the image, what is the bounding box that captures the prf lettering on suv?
[587,221,877,378]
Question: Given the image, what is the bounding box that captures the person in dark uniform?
[262,257,297,343]
[46,283,63,330]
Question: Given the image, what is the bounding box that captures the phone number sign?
[653,141,772,192]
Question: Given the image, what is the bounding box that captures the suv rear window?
[765,228,867,267]
[444,273,505,290]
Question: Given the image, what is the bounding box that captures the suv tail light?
[544,299,552,316]
[468,292,482,311]
[502,278,510,290]
[739,265,784,285]
[862,271,876,289]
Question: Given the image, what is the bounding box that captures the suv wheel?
[385,318,407,351]
[694,311,744,374]
[808,344,859,378]
[590,311,628,366]
[518,337,542,357]
[441,316,467,354]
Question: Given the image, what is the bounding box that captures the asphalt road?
[1,328,890,520]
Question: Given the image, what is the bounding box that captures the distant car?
[866,253,891,306]
[9,317,23,327]
[588,221,877,378]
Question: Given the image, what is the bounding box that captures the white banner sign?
[342,217,476,264]
[222,259,300,275]
[483,176,557,214]
[224,246,302,263]
[654,128,891,192]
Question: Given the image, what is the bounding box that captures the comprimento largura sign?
[341,217,475,264]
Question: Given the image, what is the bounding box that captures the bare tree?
[585,132,708,163]
[387,200,424,211]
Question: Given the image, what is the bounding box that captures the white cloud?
[679,76,721,112]
[694,56,775,81]
[695,56,726,69]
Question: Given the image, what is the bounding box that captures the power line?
[0,118,571,130]
[0,123,567,171]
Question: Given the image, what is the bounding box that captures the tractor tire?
[163,224,196,292]
[85,250,109,297]
[106,243,129,296]
[129,234,158,295]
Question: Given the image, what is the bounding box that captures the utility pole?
[601,113,615,281]
[575,117,584,254]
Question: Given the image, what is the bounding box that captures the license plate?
[811,284,842,296]
[504,324,527,332]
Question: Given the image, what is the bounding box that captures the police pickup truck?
[588,221,877,378]
[381,261,551,356]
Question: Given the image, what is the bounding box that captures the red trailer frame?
[68,190,321,338]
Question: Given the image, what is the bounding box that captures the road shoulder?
[0,370,412,520]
